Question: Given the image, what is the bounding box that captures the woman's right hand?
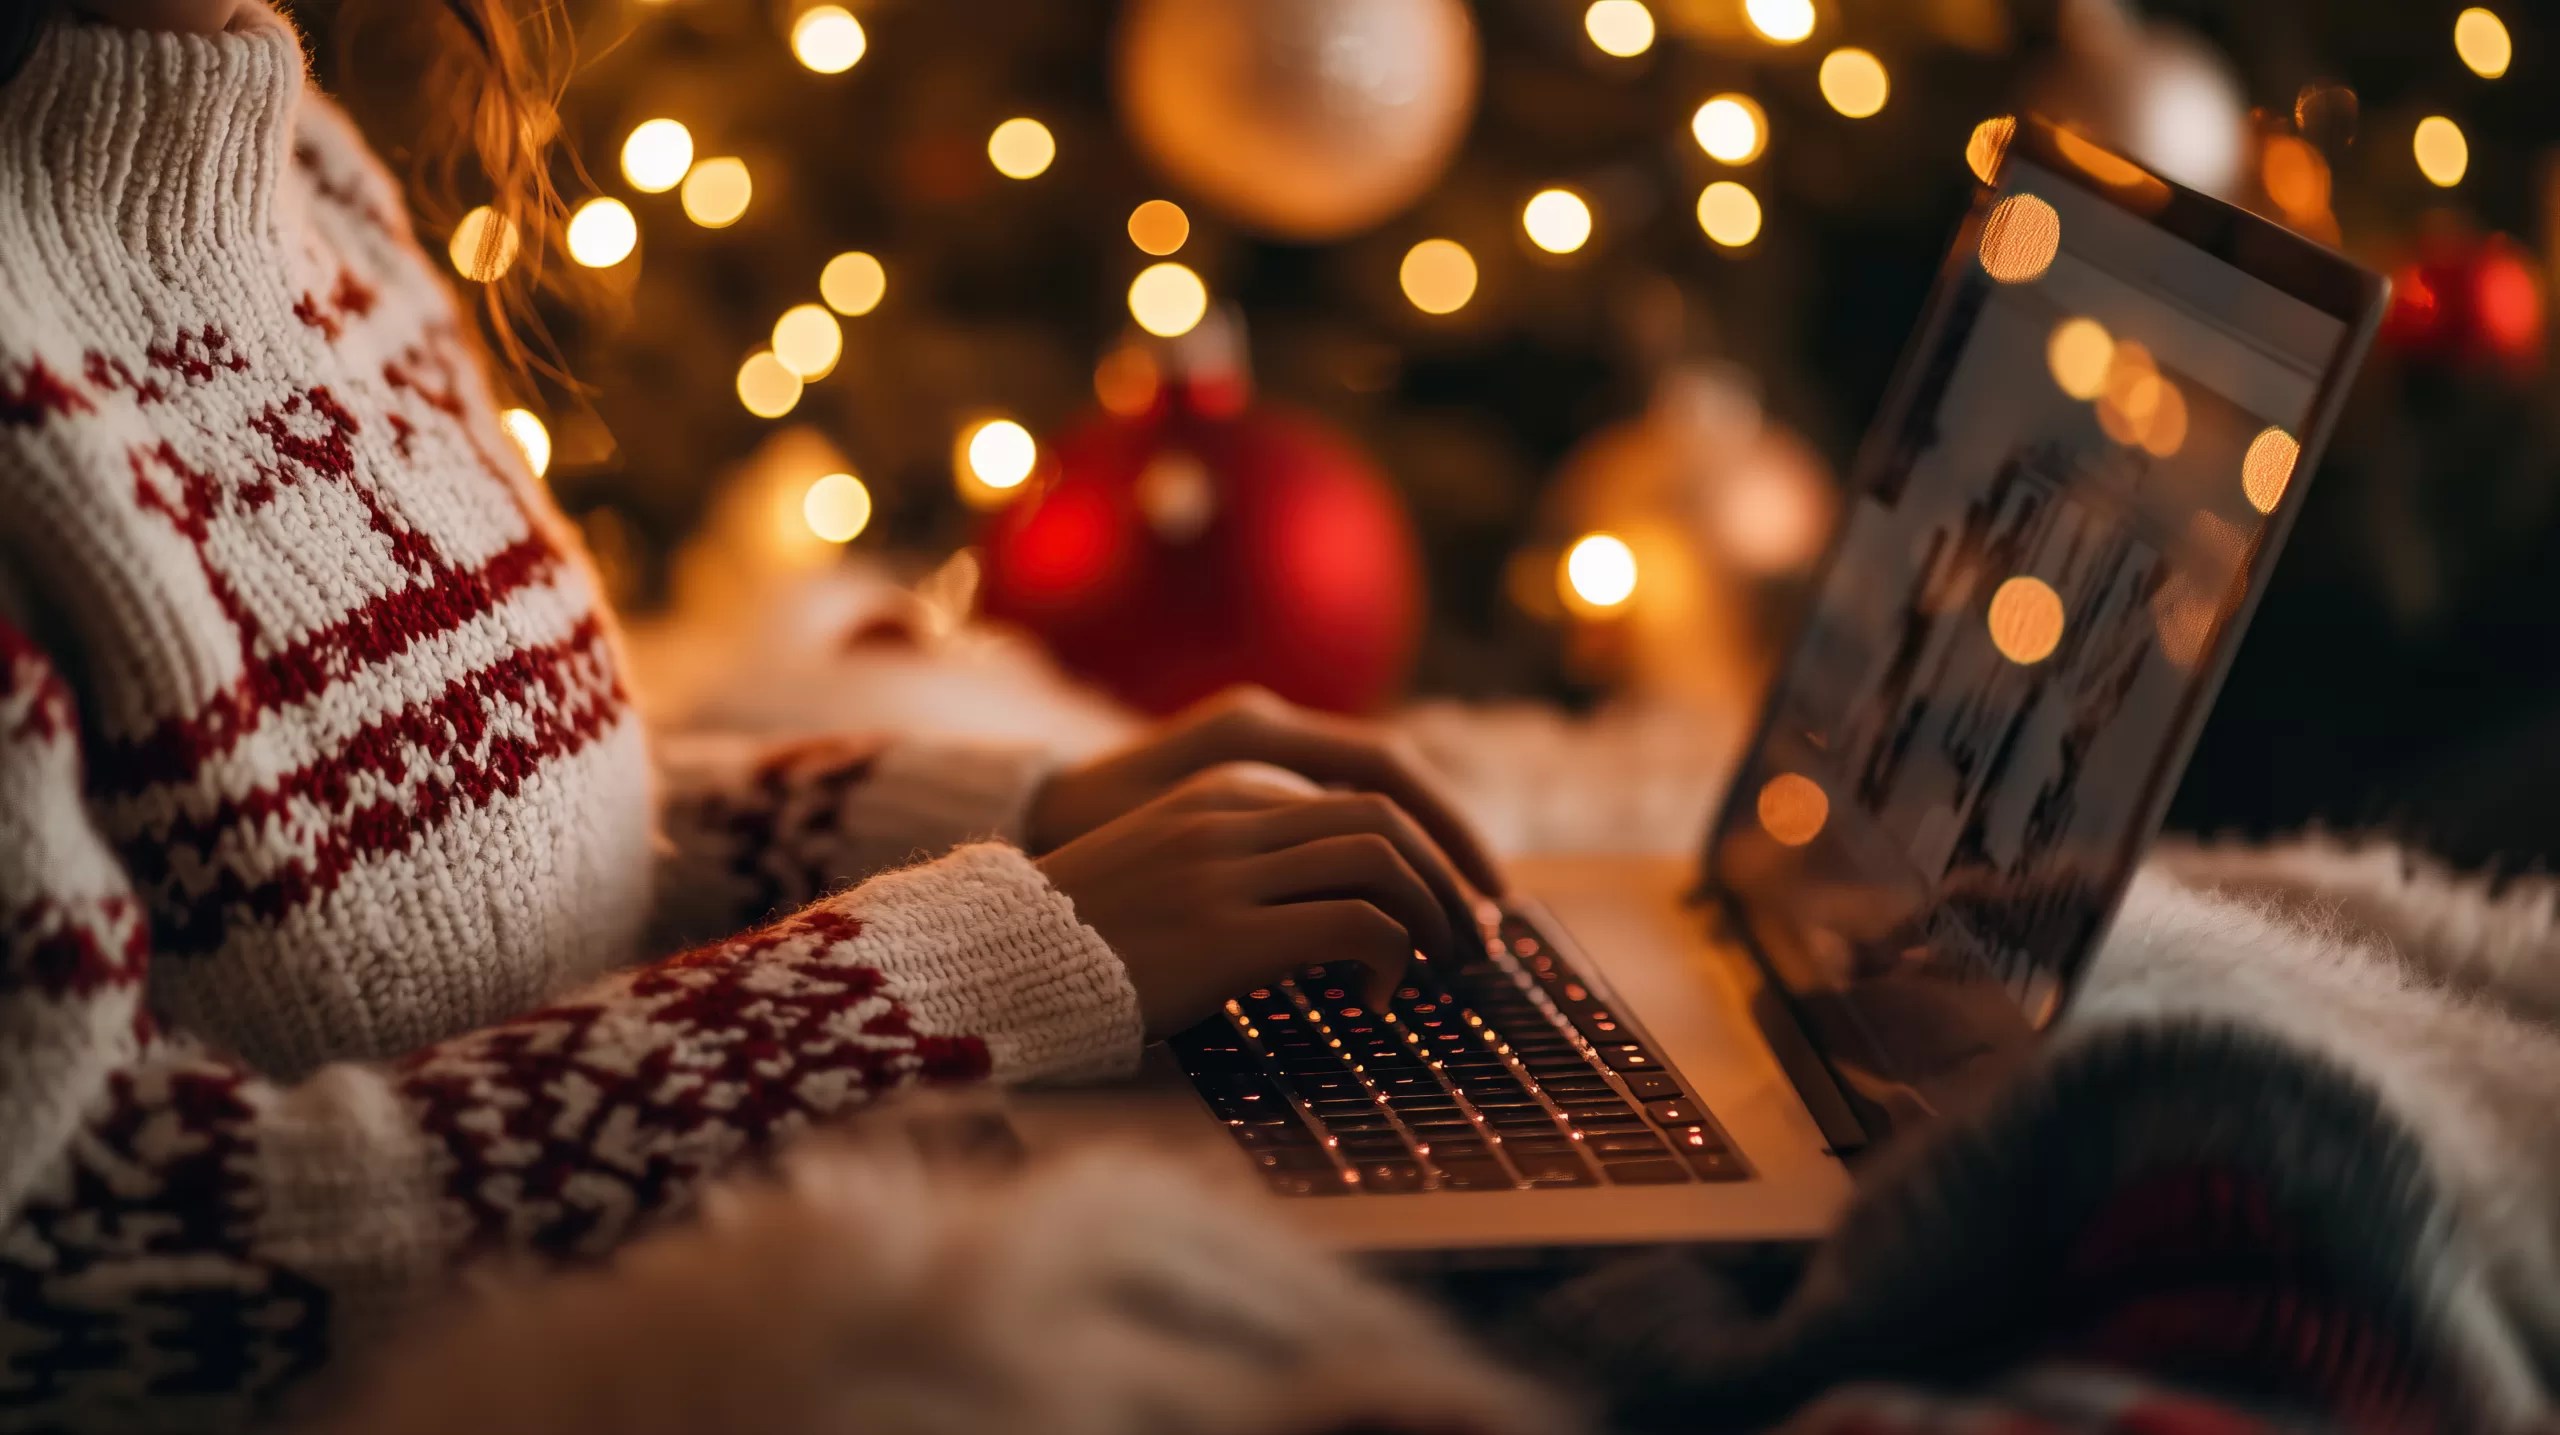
[1036,763,1484,1040]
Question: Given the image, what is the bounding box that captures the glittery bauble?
[1115,0,1478,242]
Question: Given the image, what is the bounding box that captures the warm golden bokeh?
[682,157,753,227]
[1127,200,1190,256]
[1128,262,1209,337]
[447,206,518,283]
[620,118,693,193]
[1560,533,1638,611]
[1966,116,2017,184]
[1523,189,1594,254]
[1744,0,1815,45]
[2455,8,2512,79]
[1094,346,1161,416]
[2047,317,2113,400]
[1819,48,1889,119]
[2414,116,2469,187]
[1692,95,1768,164]
[1756,773,1829,847]
[802,472,872,543]
[2095,339,2158,446]
[772,304,843,379]
[735,351,802,418]
[498,408,549,480]
[2261,136,2331,221]
[1979,194,2060,283]
[1583,0,1655,57]
[791,5,867,73]
[1697,181,1763,248]
[1987,575,2065,664]
[989,118,1057,179]
[819,251,886,316]
[565,198,637,268]
[2243,427,2300,514]
[1400,239,1479,314]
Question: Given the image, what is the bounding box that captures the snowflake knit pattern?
[0,15,1142,1430]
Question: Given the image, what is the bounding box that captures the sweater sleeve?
[648,731,1062,947]
[0,626,1141,1432]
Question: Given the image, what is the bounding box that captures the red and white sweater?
[0,14,1142,1428]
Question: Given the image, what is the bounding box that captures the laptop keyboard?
[1172,909,1748,1196]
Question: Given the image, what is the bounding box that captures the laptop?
[1013,117,2389,1253]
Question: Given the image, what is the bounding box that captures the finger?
[1248,900,1414,1011]
[1153,761,1323,815]
[1240,833,1453,964]
[1235,794,1475,961]
[1183,708,1506,898]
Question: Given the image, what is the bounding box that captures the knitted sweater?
[0,14,1142,1429]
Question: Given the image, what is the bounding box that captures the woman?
[0,2,1506,1427]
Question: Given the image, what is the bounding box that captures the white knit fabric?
[0,14,1141,1430]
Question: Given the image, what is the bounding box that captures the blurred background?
[321,0,2560,866]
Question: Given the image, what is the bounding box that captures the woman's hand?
[1029,687,1503,898]
[1036,763,1483,1038]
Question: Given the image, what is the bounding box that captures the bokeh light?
[1979,194,2060,282]
[2414,116,2469,187]
[620,119,693,193]
[1128,199,1190,255]
[2095,339,2158,446]
[1128,262,1209,338]
[967,419,1038,491]
[2455,8,2511,79]
[1966,115,2017,184]
[1818,48,1889,118]
[2047,317,2114,400]
[989,118,1056,179]
[820,251,885,316]
[735,351,802,418]
[1095,346,1161,417]
[447,206,518,282]
[772,303,844,379]
[1400,239,1478,315]
[1743,0,1815,45]
[565,197,637,268]
[1756,773,1828,847]
[2262,136,2332,221]
[1561,533,1638,610]
[1583,0,1655,57]
[2243,427,2300,514]
[1987,575,2065,664]
[681,157,752,227]
[1692,95,1767,164]
[498,408,549,480]
[1696,181,1762,248]
[791,5,867,74]
[802,472,872,543]
[1523,189,1593,254]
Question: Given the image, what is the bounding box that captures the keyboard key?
[1664,1125,1728,1154]
[1267,1169,1351,1197]
[1337,1135,1411,1159]
[1228,1123,1318,1148]
[1536,1073,1615,1095]
[1290,1074,1363,1101]
[1406,1120,1478,1141]
[1682,1147,1747,1181]
[1586,1132,1669,1157]
[1246,1147,1338,1172]
[1645,1098,1708,1127]
[1602,1159,1692,1185]
[1373,1075,1444,1101]
[1514,1154,1596,1187]
[1417,1137,1489,1159]
[1322,1114,1395,1135]
[1563,1113,1650,1135]
[1488,1111,1563,1134]
[1621,1072,1685,1102]
[1430,1159,1514,1191]
[1354,1161,1426,1194]
[1597,1044,1663,1072]
[1502,1135,1580,1157]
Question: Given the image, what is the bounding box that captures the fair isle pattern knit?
[0,16,1142,1431]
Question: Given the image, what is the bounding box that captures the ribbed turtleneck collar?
[0,10,303,277]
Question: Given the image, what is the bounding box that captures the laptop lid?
[1700,117,2388,1146]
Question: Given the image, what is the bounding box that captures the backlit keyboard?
[1172,909,1748,1196]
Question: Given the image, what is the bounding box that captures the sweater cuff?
[845,739,1056,857]
[854,843,1143,1084]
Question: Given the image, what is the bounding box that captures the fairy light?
[772,304,844,379]
[1400,239,1478,315]
[1128,200,1190,255]
[1691,95,1767,164]
[1744,0,1815,45]
[802,472,872,543]
[1583,0,1655,57]
[735,351,802,418]
[447,206,518,282]
[620,119,694,193]
[498,408,550,480]
[1987,576,2065,664]
[1127,262,1208,338]
[791,5,867,73]
[957,419,1037,507]
[2047,317,2113,400]
[988,118,1056,179]
[1966,115,2017,183]
[1756,773,1828,847]
[1560,533,1638,611]
[1522,189,1593,254]
[820,251,886,316]
[1696,181,1762,248]
[2455,8,2512,79]
[682,157,752,227]
[2414,116,2469,187]
[1818,48,1889,118]
[1979,194,2060,282]
[565,197,637,268]
[2243,427,2300,514]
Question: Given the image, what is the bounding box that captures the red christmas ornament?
[2381,232,2546,371]
[979,355,1422,716]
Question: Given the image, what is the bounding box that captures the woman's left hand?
[1027,686,1504,899]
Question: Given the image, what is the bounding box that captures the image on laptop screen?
[1708,144,2358,1123]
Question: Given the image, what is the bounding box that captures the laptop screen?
[1705,136,2370,1129]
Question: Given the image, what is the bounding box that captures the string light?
[1522,189,1593,254]
[1560,533,1638,611]
[1743,0,1815,45]
[2047,317,2113,400]
[736,351,802,418]
[2243,427,2300,514]
[447,206,518,282]
[1818,48,1889,118]
[1583,0,1655,57]
[1128,262,1209,338]
[2455,8,2512,79]
[620,119,694,193]
[1987,575,2065,664]
[1128,200,1190,255]
[1966,115,2017,183]
[682,157,752,227]
[772,304,844,379]
[2414,116,2469,187]
[802,472,872,543]
[820,251,886,315]
[1400,239,1478,315]
[498,408,550,480]
[1756,773,1828,847]
[565,197,637,268]
[1696,181,1762,248]
[1691,95,1767,164]
[1979,194,2060,282]
[988,118,1056,179]
[958,419,1037,507]
[791,5,867,73]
